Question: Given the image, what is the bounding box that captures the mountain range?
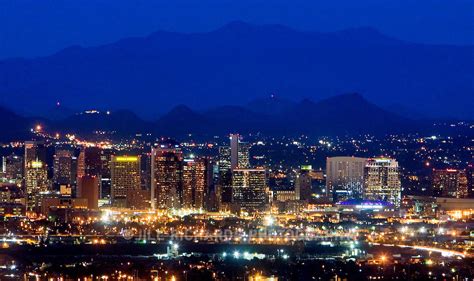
[0,93,457,142]
[0,21,472,119]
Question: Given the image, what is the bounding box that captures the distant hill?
[0,22,472,119]
[0,106,39,141]
[2,93,473,141]
[154,93,416,136]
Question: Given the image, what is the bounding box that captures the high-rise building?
[111,155,141,208]
[99,149,114,199]
[151,143,183,210]
[77,175,99,210]
[24,141,48,212]
[230,134,250,169]
[363,158,401,207]
[295,166,313,201]
[232,168,267,213]
[2,154,23,185]
[432,169,468,198]
[77,147,102,177]
[53,147,74,187]
[217,134,251,208]
[465,164,474,198]
[24,141,46,168]
[326,157,366,201]
[182,158,209,209]
[217,146,233,204]
[25,160,48,211]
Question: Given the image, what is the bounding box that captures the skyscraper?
[99,149,114,199]
[111,155,141,208]
[326,157,366,201]
[182,157,208,209]
[151,143,183,210]
[24,141,48,212]
[432,169,468,198]
[230,134,250,170]
[295,166,313,201]
[363,158,401,207]
[24,141,46,168]
[53,147,74,187]
[77,175,99,210]
[217,146,232,204]
[467,164,474,198]
[77,147,102,177]
[2,154,23,185]
[25,160,48,211]
[232,168,267,213]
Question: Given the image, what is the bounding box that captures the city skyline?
[0,1,472,279]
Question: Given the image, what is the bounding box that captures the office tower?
[141,152,152,191]
[79,147,102,176]
[25,160,48,211]
[151,142,183,209]
[432,169,468,198]
[24,141,46,168]
[99,149,114,199]
[2,154,23,185]
[363,158,402,207]
[295,166,312,200]
[53,147,74,186]
[70,156,78,195]
[232,168,267,212]
[230,134,239,169]
[111,155,141,208]
[237,142,250,169]
[24,140,48,210]
[77,148,85,178]
[326,157,366,201]
[182,158,208,209]
[229,134,250,169]
[217,146,233,204]
[77,175,99,210]
[466,164,474,198]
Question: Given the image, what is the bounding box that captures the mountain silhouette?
[0,22,472,119]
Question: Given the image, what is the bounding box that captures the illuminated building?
[182,157,208,209]
[25,159,48,211]
[326,157,366,201]
[218,134,251,209]
[217,146,232,205]
[435,197,474,219]
[24,141,46,167]
[111,155,141,208]
[151,142,183,209]
[432,169,468,198]
[77,147,102,177]
[467,164,474,198]
[99,149,114,199]
[336,199,397,216]
[274,189,297,202]
[77,175,99,210]
[24,141,48,211]
[295,165,313,200]
[1,154,23,185]
[53,147,74,186]
[232,168,267,212]
[230,134,250,169]
[363,158,401,207]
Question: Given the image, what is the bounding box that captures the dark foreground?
[0,243,472,280]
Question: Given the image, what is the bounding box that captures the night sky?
[1,0,473,59]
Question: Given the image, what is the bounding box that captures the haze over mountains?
[0,93,467,142]
[0,22,472,120]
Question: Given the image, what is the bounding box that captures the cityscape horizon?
[0,2,473,280]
